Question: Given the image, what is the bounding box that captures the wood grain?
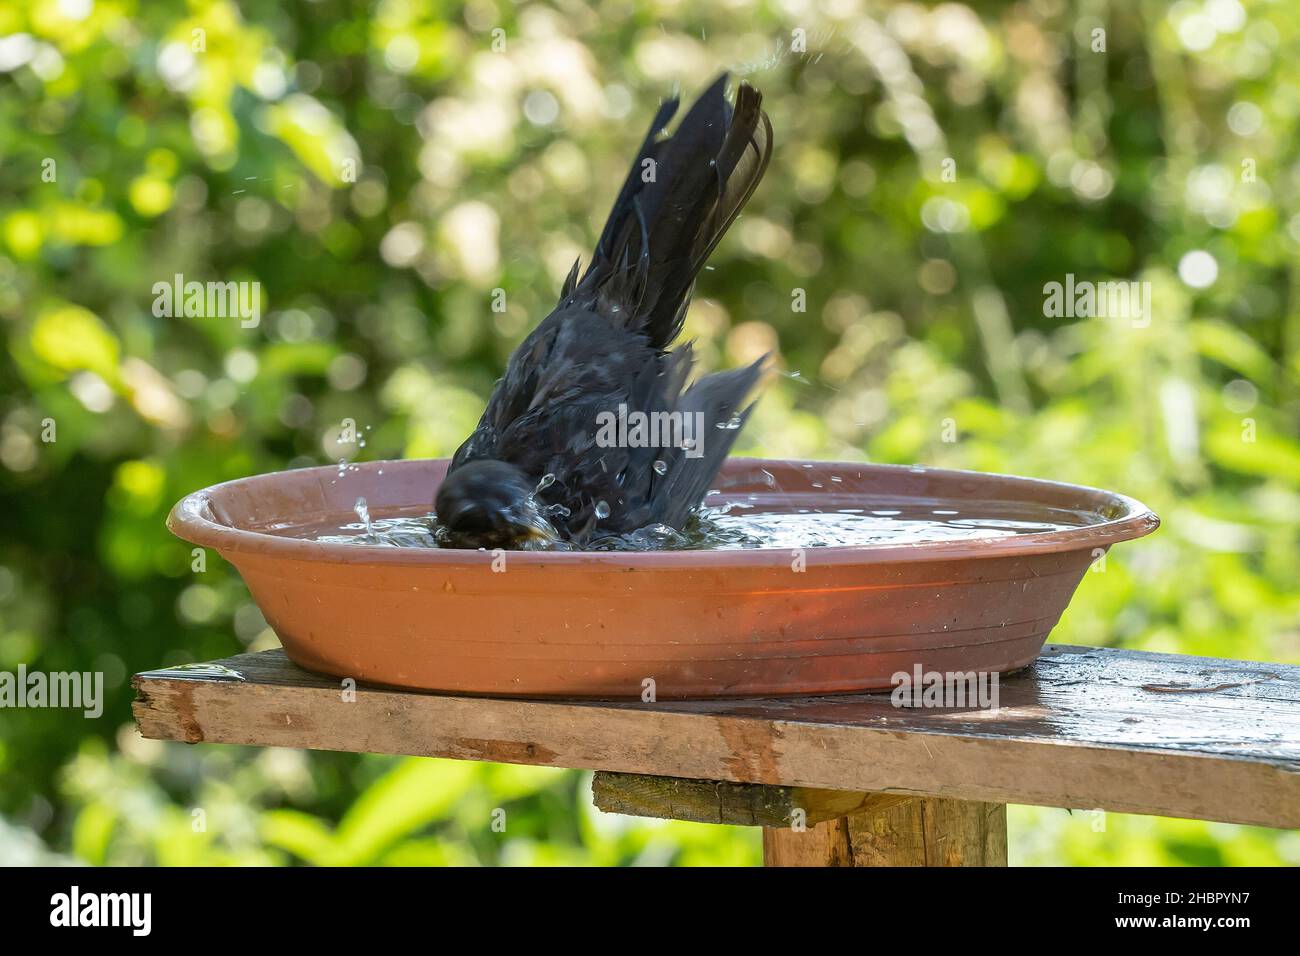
[132,644,1300,829]
[763,797,1007,867]
[762,818,855,867]
[845,798,1008,866]
[591,771,911,826]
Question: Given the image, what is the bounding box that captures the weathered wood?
[847,797,1008,866]
[132,644,1300,829]
[762,817,855,867]
[591,771,911,826]
[590,772,995,867]
[762,796,1008,867]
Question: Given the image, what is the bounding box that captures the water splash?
[303,501,1091,552]
[316,501,438,548]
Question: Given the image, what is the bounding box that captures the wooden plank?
[132,644,1300,829]
[591,771,911,826]
[763,797,1008,867]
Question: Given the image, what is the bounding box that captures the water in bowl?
[287,495,1095,551]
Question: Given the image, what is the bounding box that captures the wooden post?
[762,794,1008,867]
[590,771,1008,867]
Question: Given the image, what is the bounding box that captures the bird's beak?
[511,505,560,545]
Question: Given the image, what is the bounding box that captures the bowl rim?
[167,456,1160,568]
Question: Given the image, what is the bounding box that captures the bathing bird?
[435,74,773,549]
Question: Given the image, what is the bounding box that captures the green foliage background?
[1,0,1297,866]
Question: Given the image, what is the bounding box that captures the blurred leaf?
[29,304,120,383]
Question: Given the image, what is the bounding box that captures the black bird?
[435,74,774,549]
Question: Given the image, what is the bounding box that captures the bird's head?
[434,460,559,550]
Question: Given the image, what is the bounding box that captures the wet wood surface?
[133,643,1300,828]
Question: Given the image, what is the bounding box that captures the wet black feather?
[443,74,774,547]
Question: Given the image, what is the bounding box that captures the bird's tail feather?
[573,74,773,350]
[648,354,768,529]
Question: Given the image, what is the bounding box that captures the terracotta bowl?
[167,458,1158,699]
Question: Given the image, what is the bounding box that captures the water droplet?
[536,473,556,492]
[653,460,668,475]
[594,500,611,520]
[354,497,374,536]
[161,662,246,681]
